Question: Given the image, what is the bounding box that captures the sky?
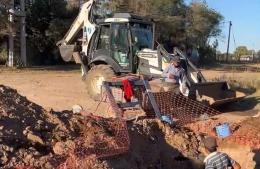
[186,0,260,53]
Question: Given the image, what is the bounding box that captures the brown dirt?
[0,84,207,169]
[0,84,127,169]
[186,115,260,169]
[0,68,259,168]
[218,119,260,169]
[57,119,207,169]
[0,85,91,168]
[107,119,205,169]
[0,69,93,112]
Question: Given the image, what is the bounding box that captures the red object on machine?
[122,79,133,102]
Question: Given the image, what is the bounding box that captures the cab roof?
[96,13,153,24]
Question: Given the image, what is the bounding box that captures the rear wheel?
[84,65,115,101]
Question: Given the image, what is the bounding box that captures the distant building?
[240,55,254,62]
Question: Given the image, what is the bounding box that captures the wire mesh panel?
[148,92,222,125]
[56,82,133,169]
[103,78,222,126]
[57,115,130,169]
[75,118,129,158]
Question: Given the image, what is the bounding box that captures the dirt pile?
[103,119,205,169]
[0,85,128,168]
[223,116,260,149]
[57,118,205,169]
[0,85,84,168]
[0,85,205,169]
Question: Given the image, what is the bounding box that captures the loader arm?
[57,0,96,62]
[58,0,95,45]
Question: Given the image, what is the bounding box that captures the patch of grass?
[204,71,260,95]
[212,75,259,94]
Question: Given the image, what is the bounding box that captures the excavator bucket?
[59,45,75,62]
[190,81,246,107]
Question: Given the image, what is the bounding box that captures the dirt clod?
[53,141,75,155]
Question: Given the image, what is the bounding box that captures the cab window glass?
[97,25,110,50]
[111,23,130,68]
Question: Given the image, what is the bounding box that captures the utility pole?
[8,0,14,67]
[20,0,27,66]
[226,21,232,62]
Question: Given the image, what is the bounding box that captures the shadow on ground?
[103,122,205,169]
[1,64,81,72]
[253,149,260,169]
[235,87,257,96]
[216,96,260,115]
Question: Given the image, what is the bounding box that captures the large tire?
[84,65,115,101]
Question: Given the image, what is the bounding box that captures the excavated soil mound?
[57,119,205,169]
[0,85,84,168]
[0,85,205,169]
[104,119,205,169]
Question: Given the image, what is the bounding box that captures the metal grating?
[151,92,222,125]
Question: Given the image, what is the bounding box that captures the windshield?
[111,24,129,50]
[130,23,153,50]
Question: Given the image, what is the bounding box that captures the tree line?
[0,0,224,65]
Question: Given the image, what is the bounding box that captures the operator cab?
[88,13,154,74]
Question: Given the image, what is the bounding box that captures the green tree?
[26,0,78,64]
[110,0,223,50]
[248,49,255,55]
[234,46,249,59]
[0,0,9,37]
[257,50,260,57]
[110,0,188,46]
[186,2,223,47]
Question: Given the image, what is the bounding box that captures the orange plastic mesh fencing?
[55,83,131,169]
[56,116,130,169]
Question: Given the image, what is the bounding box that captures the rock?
[52,143,63,155]
[11,157,16,163]
[53,140,75,155]
[0,153,8,164]
[3,145,12,152]
[72,105,83,114]
[44,162,53,169]
[182,143,188,150]
[8,113,15,118]
[23,129,28,135]
[24,154,33,164]
[9,147,14,153]
[37,120,44,125]
[25,126,31,131]
[33,151,40,156]
[44,125,49,130]
[35,120,45,131]
[184,133,189,139]
[27,133,44,145]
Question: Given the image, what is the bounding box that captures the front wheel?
[84,65,115,101]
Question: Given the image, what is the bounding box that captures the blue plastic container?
[216,123,231,138]
[161,115,173,125]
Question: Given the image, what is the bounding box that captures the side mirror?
[134,37,138,43]
[132,37,138,46]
